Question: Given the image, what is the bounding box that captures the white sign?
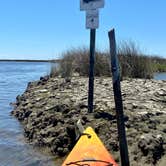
[86,9,99,29]
[80,0,104,11]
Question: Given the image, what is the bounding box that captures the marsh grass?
[50,41,166,79]
[118,41,153,79]
[54,48,110,78]
[151,56,166,72]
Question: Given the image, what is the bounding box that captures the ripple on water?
[0,62,56,166]
[0,143,55,166]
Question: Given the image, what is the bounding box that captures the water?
[0,61,56,166]
[154,72,166,80]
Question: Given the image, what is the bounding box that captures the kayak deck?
[62,127,118,166]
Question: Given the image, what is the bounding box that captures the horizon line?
[0,59,61,62]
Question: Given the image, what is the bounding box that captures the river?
[0,61,56,166]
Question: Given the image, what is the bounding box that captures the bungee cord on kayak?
[80,133,92,139]
[66,159,114,166]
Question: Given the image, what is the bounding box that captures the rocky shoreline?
[11,76,166,166]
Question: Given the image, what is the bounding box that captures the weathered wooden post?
[108,29,130,166]
[80,0,105,113]
[88,28,96,113]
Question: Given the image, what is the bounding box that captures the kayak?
[62,127,118,166]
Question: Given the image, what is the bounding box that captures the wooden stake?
[88,29,96,113]
[108,29,130,166]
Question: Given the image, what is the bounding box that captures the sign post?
[88,28,96,113]
[80,0,105,113]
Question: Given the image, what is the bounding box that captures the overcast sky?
[0,0,166,60]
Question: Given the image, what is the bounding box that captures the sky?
[0,0,166,60]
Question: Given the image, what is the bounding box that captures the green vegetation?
[151,56,166,72]
[51,48,110,78]
[118,41,153,79]
[50,42,166,79]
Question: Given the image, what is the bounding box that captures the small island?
[11,75,166,165]
[11,46,166,166]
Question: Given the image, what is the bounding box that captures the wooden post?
[88,29,96,113]
[108,29,130,166]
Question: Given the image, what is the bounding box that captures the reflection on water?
[0,61,56,166]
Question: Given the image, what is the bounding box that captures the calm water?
[154,72,166,80]
[0,61,56,166]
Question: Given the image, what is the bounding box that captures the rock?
[94,111,116,121]
[162,128,166,133]
[57,147,66,156]
[43,137,55,145]
[65,78,71,83]
[16,95,26,105]
[132,103,138,109]
[148,120,157,130]
[40,75,49,82]
[23,110,32,119]
[35,89,48,93]
[81,116,89,124]
[109,140,119,152]
[36,111,43,118]
[138,134,164,164]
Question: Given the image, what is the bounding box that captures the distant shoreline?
[0,59,60,63]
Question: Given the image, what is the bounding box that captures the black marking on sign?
[83,0,99,3]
